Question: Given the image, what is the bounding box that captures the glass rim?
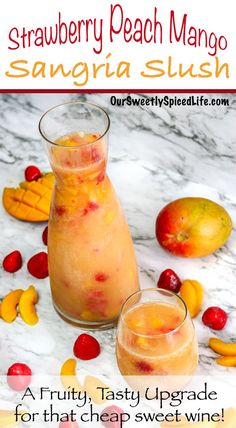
[120,287,189,338]
[38,100,110,148]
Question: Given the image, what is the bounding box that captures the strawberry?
[95,272,109,282]
[2,250,23,273]
[96,170,105,184]
[73,333,100,360]
[27,251,48,279]
[91,147,101,162]
[7,363,32,391]
[202,306,227,330]
[136,361,153,373]
[83,201,99,216]
[42,226,48,245]
[101,406,126,428]
[87,290,107,315]
[157,269,181,293]
[25,165,42,182]
[59,421,79,428]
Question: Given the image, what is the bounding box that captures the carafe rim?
[38,100,110,148]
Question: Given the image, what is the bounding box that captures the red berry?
[136,361,153,373]
[27,251,48,279]
[25,165,42,182]
[91,147,101,162]
[73,334,100,360]
[59,422,79,428]
[95,272,109,282]
[7,363,32,391]
[2,250,23,273]
[101,406,126,428]
[83,201,99,216]
[202,306,227,330]
[157,269,181,293]
[42,226,48,245]
[97,171,105,184]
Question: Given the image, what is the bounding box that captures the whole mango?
[156,197,232,258]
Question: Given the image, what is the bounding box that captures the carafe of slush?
[39,101,139,329]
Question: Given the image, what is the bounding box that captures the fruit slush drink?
[48,133,139,326]
[116,300,198,376]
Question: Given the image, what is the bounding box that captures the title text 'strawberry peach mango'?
[116,289,198,378]
[156,197,232,258]
[39,102,139,329]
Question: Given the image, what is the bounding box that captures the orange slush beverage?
[116,290,198,376]
[47,132,139,328]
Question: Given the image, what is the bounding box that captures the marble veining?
[0,93,236,386]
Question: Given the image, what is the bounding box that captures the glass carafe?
[39,101,139,329]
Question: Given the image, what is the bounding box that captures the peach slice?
[1,289,23,323]
[60,359,83,393]
[19,285,38,326]
[180,279,204,318]
[209,338,236,356]
[0,409,24,427]
[84,375,111,404]
[216,356,236,367]
[218,407,236,427]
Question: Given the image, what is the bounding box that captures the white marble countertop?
[0,93,236,389]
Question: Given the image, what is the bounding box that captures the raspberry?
[7,363,32,391]
[2,250,23,273]
[27,252,48,279]
[202,306,228,330]
[42,226,48,245]
[25,165,42,182]
[73,334,100,360]
[157,269,182,293]
[101,406,126,428]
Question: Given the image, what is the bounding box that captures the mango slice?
[180,279,204,318]
[209,338,236,357]
[2,172,54,222]
[60,358,83,393]
[19,285,38,326]
[1,289,23,323]
[84,375,111,404]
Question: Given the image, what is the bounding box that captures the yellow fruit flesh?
[180,279,204,318]
[2,172,54,222]
[209,338,236,357]
[1,289,23,323]
[60,358,83,393]
[19,285,39,326]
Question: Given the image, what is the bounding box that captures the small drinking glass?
[116,288,198,377]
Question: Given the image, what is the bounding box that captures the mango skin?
[156,197,232,258]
